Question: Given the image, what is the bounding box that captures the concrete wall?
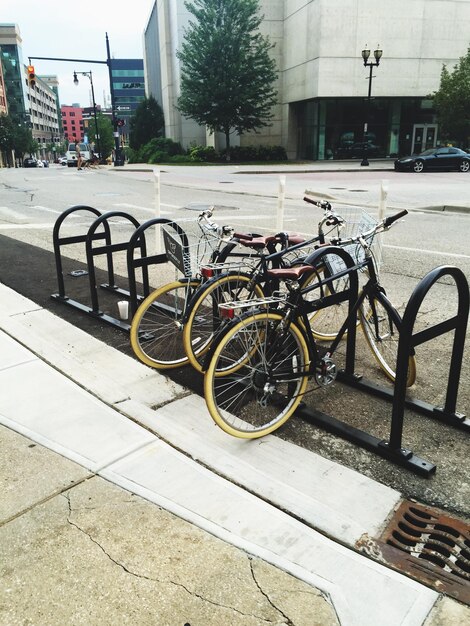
[145,0,470,152]
[282,0,470,101]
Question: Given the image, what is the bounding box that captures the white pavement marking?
[32,205,61,214]
[384,244,470,260]
[0,223,56,230]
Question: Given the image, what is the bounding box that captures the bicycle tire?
[183,273,265,373]
[130,279,201,369]
[359,293,416,386]
[204,311,310,438]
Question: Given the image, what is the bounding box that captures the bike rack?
[296,252,469,476]
[51,207,193,331]
[127,218,190,318]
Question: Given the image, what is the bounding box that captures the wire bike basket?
[162,218,228,278]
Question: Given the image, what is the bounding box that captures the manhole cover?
[357,500,470,605]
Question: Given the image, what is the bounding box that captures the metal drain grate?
[356,500,470,605]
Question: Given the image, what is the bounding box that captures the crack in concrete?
[62,492,278,623]
[249,558,294,625]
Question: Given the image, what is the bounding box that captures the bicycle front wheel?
[359,294,416,386]
[130,279,200,369]
[183,273,265,373]
[204,312,310,438]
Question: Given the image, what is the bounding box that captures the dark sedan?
[394,147,470,173]
[23,157,38,168]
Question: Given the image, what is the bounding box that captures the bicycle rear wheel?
[204,312,310,438]
[183,273,265,373]
[130,279,200,369]
[359,293,416,386]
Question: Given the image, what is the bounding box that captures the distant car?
[59,157,67,166]
[42,160,49,168]
[37,159,44,168]
[23,157,38,168]
[394,147,470,173]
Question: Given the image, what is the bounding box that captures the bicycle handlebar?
[303,196,332,211]
[383,209,408,229]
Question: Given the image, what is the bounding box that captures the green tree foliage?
[176,0,278,160]
[432,47,470,146]
[86,112,114,159]
[129,96,165,150]
[0,116,37,158]
[0,114,14,152]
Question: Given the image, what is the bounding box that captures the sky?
[1,0,155,107]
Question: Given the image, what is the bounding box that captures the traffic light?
[27,65,36,88]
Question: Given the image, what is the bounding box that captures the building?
[28,72,62,158]
[61,104,84,143]
[0,24,29,126]
[1,23,62,162]
[110,58,145,145]
[143,0,470,159]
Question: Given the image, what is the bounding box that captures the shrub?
[188,144,220,162]
[220,144,287,162]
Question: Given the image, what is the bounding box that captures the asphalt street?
[0,162,469,522]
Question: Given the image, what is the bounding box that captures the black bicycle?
[203,210,417,438]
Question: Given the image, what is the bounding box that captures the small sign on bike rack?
[163,228,187,274]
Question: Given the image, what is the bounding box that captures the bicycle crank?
[315,357,337,387]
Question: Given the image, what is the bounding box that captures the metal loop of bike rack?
[296,251,469,477]
[51,207,191,331]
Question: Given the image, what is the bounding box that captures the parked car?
[394,147,470,173]
[59,156,67,166]
[42,160,49,168]
[23,157,38,168]
[37,159,44,168]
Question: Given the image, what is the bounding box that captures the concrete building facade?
[1,24,62,162]
[143,0,470,159]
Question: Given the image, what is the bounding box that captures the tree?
[86,112,114,159]
[0,114,14,153]
[129,96,165,150]
[176,0,278,160]
[432,47,470,147]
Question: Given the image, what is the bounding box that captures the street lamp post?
[360,46,382,167]
[73,70,101,160]
[106,33,122,167]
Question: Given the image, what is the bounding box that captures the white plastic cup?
[117,300,129,320]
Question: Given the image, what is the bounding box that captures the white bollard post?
[377,179,388,269]
[154,168,161,254]
[276,175,286,232]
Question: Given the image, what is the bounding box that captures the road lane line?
[384,244,470,260]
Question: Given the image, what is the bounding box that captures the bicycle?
[129,208,306,369]
[182,198,352,372]
[203,210,417,438]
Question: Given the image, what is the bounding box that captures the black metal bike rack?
[296,253,469,476]
[52,207,193,331]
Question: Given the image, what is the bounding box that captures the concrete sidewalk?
[0,282,468,625]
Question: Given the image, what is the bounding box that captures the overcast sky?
[2,0,155,107]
